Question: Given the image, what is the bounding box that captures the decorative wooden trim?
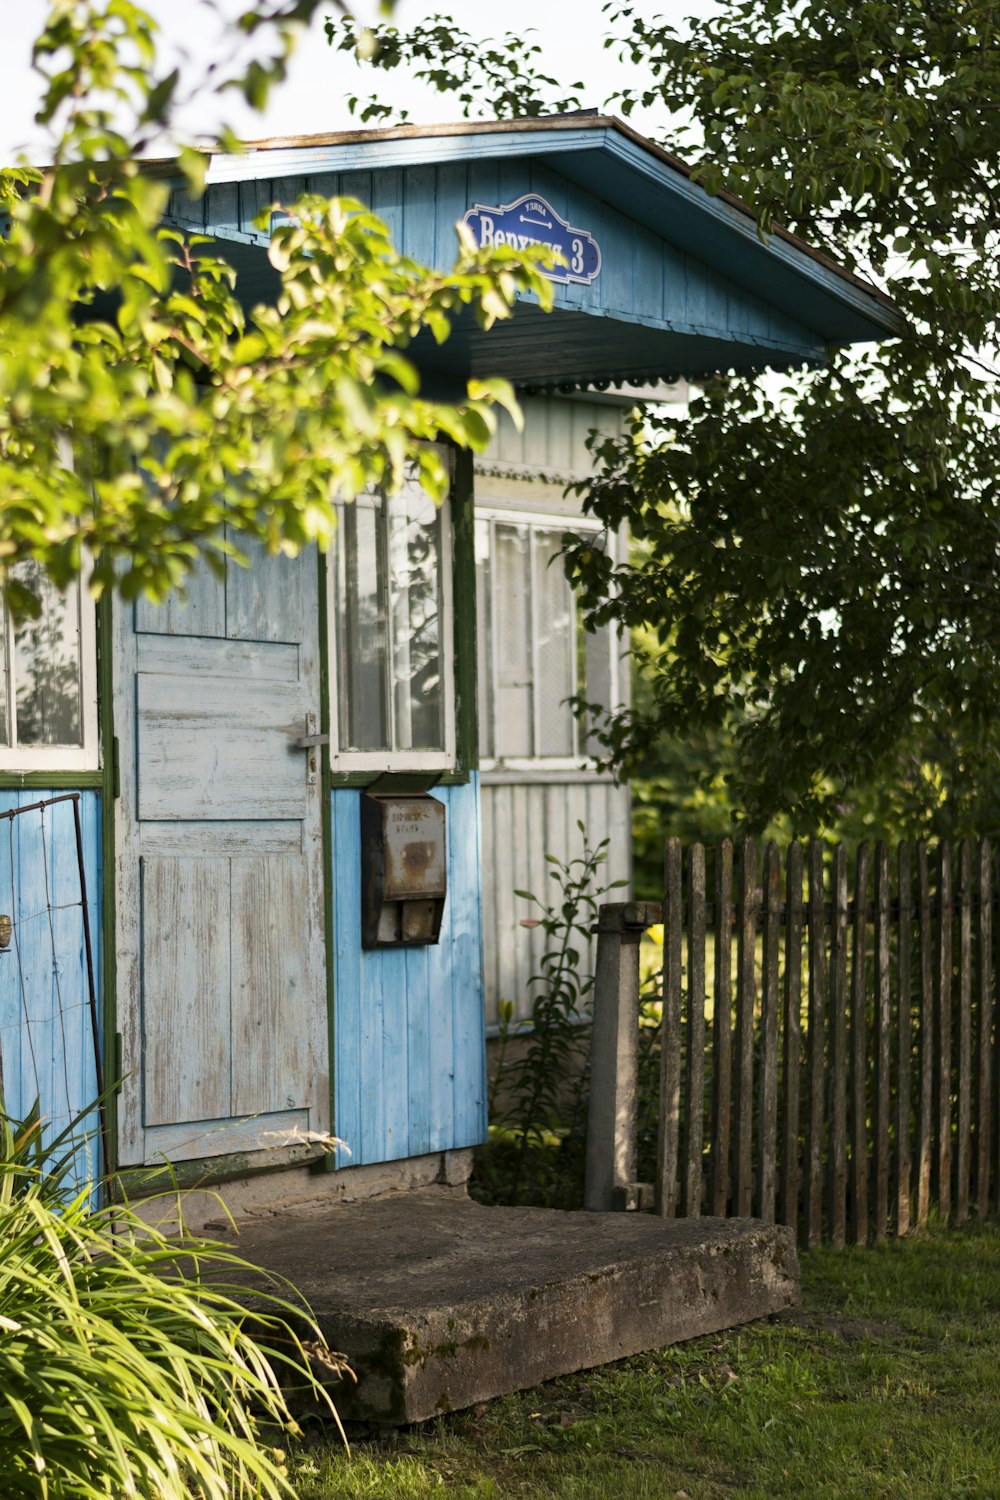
[318,547,338,1174]
[451,447,478,779]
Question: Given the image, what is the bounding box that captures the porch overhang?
[159,114,903,392]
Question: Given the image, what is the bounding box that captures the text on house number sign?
[461,194,602,286]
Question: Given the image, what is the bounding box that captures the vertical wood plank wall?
[179,157,822,361]
[0,791,102,1167]
[480,778,632,1030]
[331,778,486,1167]
[475,394,633,1034]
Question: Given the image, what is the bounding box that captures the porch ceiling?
[204,238,824,391]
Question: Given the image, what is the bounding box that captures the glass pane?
[388,474,444,752]
[582,619,615,759]
[12,561,82,747]
[337,498,389,751]
[0,601,7,747]
[493,525,532,757]
[474,519,493,760]
[533,531,575,756]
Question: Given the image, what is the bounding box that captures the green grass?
[290,1221,1000,1499]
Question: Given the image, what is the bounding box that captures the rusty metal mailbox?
[360,791,447,948]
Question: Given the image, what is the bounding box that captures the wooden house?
[0,116,902,1214]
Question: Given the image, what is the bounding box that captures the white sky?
[0,0,716,164]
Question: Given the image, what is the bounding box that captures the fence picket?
[805,842,826,1248]
[827,843,848,1246]
[994,844,1000,1218]
[734,840,757,1219]
[758,842,780,1224]
[916,843,934,1228]
[656,837,683,1217]
[874,842,891,1241]
[975,839,992,1217]
[956,840,973,1224]
[682,844,706,1216]
[896,843,912,1236]
[935,842,953,1222]
[780,842,804,1234]
[850,844,871,1246]
[710,840,733,1217]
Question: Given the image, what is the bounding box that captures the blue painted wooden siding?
[0,790,102,1179]
[173,160,823,365]
[331,777,486,1168]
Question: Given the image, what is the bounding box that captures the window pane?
[337,499,389,751]
[493,525,532,757]
[475,519,493,760]
[533,531,575,757]
[582,619,615,758]
[12,562,82,747]
[388,475,444,752]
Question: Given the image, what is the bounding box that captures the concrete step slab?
[223,1190,799,1424]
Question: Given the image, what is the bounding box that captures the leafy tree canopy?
[338,1,1000,835]
[0,0,554,611]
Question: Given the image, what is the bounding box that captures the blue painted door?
[113,543,329,1167]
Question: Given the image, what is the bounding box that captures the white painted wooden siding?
[480,776,632,1030]
[478,395,625,484]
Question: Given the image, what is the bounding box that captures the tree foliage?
[326,12,585,125]
[567,0,1000,831]
[344,1,1000,834]
[0,1,554,610]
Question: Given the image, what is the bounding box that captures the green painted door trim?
[97,590,119,1189]
[0,771,105,790]
[451,447,479,779]
[114,1142,329,1198]
[318,545,338,1172]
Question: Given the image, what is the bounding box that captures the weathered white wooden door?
[114,543,328,1166]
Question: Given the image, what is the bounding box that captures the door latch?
[294,713,329,785]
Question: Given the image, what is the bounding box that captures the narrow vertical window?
[330,459,455,770]
[0,559,97,771]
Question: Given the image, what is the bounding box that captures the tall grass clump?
[0,1104,346,1499]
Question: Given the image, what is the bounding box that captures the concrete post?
[584,901,662,1212]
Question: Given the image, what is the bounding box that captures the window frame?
[327,473,457,775]
[0,555,99,775]
[475,505,622,774]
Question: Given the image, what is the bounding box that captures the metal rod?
[70,793,110,1181]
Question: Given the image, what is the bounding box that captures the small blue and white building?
[0,115,901,1213]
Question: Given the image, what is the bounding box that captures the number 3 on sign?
[571,237,584,274]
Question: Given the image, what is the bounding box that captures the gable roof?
[159,114,903,390]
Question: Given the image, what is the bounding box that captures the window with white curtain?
[0,559,98,772]
[475,509,620,767]
[329,466,455,771]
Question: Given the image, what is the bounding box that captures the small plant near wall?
[474,831,625,1209]
[0,1101,349,1500]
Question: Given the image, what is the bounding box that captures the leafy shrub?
[474,831,625,1208]
[0,1104,346,1500]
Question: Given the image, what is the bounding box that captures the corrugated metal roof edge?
[143,113,904,337]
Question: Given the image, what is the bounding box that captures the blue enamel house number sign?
[462,194,601,286]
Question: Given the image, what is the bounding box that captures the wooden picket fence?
[652,837,998,1246]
